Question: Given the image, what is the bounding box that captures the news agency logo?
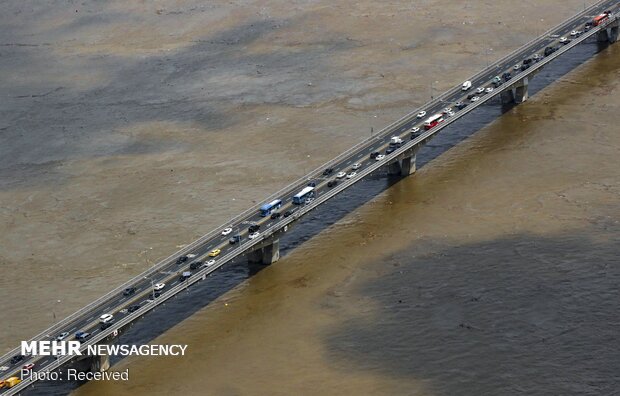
[21,341,188,357]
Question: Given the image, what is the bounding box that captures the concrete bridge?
[1,1,619,394]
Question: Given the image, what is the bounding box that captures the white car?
[206,259,216,267]
[99,313,113,324]
[416,111,426,119]
[461,80,472,91]
[560,37,569,43]
[447,111,455,117]
[410,126,420,134]
[336,171,346,179]
[186,253,197,259]
[153,283,165,291]
[221,227,232,236]
[249,232,260,239]
[475,87,485,94]
[513,64,520,70]
[485,87,494,93]
[375,154,386,161]
[305,197,315,204]
[351,163,362,170]
[570,30,578,36]
[443,107,452,114]
[346,172,357,179]
[470,96,480,102]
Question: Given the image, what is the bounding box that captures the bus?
[292,186,315,204]
[593,12,610,26]
[259,199,282,216]
[423,113,444,130]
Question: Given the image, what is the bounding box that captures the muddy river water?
[1,1,619,395]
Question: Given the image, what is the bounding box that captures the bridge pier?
[248,238,280,265]
[73,353,110,373]
[598,24,619,43]
[501,76,530,105]
[387,149,417,176]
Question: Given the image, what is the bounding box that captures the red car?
[22,363,35,371]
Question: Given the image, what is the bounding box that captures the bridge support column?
[248,238,280,265]
[500,89,515,105]
[387,150,416,176]
[513,76,529,104]
[600,26,618,43]
[73,353,110,373]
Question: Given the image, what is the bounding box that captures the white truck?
[389,136,403,146]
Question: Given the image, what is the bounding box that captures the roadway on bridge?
[1,0,618,392]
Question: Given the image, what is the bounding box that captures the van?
[462,80,472,91]
[99,313,114,324]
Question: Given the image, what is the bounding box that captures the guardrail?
[0,0,614,378]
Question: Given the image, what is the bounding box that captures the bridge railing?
[0,0,612,368]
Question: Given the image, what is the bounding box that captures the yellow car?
[208,249,221,257]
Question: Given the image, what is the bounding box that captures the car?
[307,181,316,187]
[416,110,426,119]
[206,259,216,266]
[443,107,452,114]
[513,64,520,70]
[346,172,357,179]
[100,321,113,330]
[56,332,70,341]
[186,254,197,259]
[447,111,455,117]
[249,232,260,239]
[351,163,362,170]
[560,36,569,44]
[270,212,281,219]
[570,30,578,36]
[123,287,136,296]
[22,363,35,371]
[221,227,233,236]
[502,72,512,81]
[176,255,188,264]
[461,80,472,91]
[544,46,556,56]
[375,154,386,161]
[523,58,532,65]
[179,271,192,282]
[327,180,338,188]
[520,63,530,71]
[153,282,165,291]
[470,96,480,102]
[492,76,502,86]
[127,305,140,313]
[335,171,346,179]
[584,22,592,31]
[190,261,203,270]
[9,355,24,365]
[532,54,542,62]
[467,93,477,100]
[248,224,260,233]
[485,87,494,93]
[410,126,420,134]
[229,234,241,244]
[149,291,161,299]
[305,197,315,204]
[475,87,485,94]
[455,101,467,110]
[208,249,221,257]
[283,210,293,217]
[100,313,114,324]
[385,146,396,154]
[369,151,380,159]
[322,168,334,176]
[75,331,90,341]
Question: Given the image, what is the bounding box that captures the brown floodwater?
[1,0,619,395]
